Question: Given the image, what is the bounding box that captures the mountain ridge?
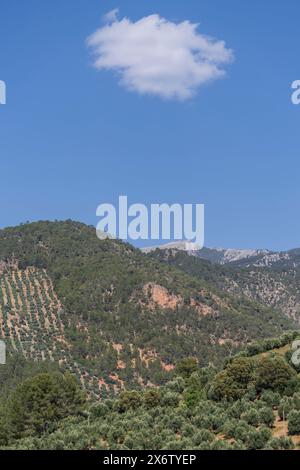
[141,241,300,268]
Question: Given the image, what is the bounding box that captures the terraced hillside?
[0,265,66,360]
[0,221,297,397]
[0,264,119,398]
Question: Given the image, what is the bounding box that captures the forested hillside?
[2,333,300,450]
[0,221,296,398]
[149,249,300,323]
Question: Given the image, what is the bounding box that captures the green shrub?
[255,356,297,394]
[115,391,143,413]
[161,391,180,408]
[192,429,214,446]
[288,410,300,435]
[246,427,272,450]
[7,372,85,439]
[241,408,260,427]
[175,358,198,379]
[278,397,294,420]
[268,436,294,450]
[258,407,275,428]
[143,389,161,409]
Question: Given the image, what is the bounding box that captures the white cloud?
[87,12,234,100]
[103,8,119,24]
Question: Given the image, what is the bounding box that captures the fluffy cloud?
[87,11,234,100]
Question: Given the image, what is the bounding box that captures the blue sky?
[0,0,299,250]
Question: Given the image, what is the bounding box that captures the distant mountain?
[196,247,271,265]
[142,242,300,269]
[141,241,201,255]
[142,243,272,265]
[0,221,295,399]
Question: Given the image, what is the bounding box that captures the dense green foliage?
[150,248,300,326]
[210,355,297,401]
[1,337,300,450]
[0,221,296,394]
[0,367,84,445]
[1,221,300,450]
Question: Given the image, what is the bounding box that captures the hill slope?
[147,249,300,323]
[3,332,300,450]
[0,221,297,397]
